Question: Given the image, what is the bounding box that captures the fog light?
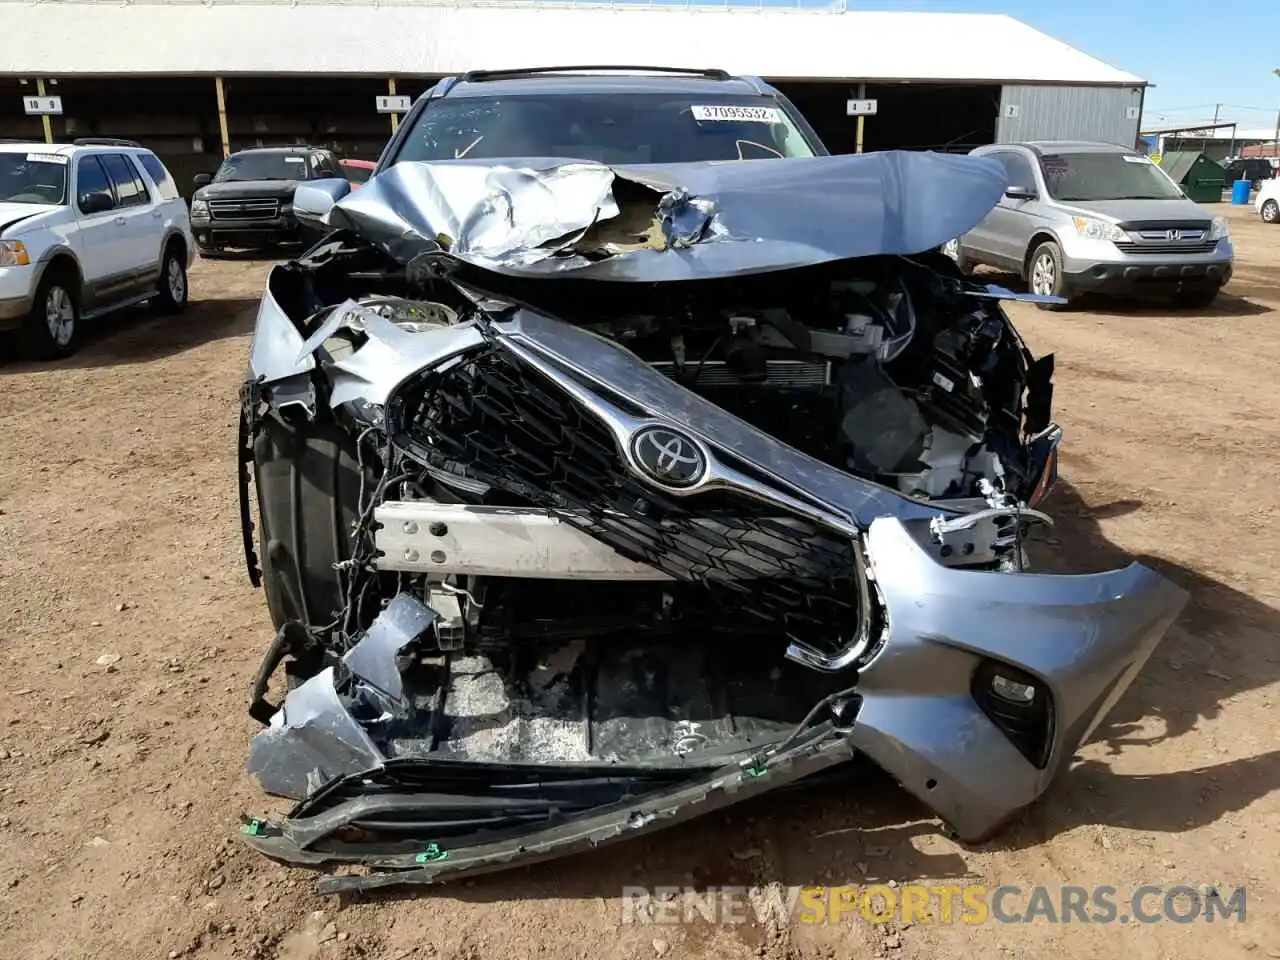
[971,659,1055,769]
[991,674,1036,704]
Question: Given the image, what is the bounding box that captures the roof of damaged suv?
[440,73,769,99]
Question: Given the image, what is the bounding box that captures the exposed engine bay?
[235,152,1184,891]
[254,243,1056,663]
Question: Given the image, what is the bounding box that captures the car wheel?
[1261,199,1279,224]
[21,270,80,360]
[154,243,189,314]
[1028,241,1070,311]
[251,412,374,633]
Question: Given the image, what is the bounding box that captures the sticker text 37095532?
[691,105,783,124]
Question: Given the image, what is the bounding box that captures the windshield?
[395,93,820,165]
[213,152,308,183]
[1039,152,1183,201]
[0,152,68,205]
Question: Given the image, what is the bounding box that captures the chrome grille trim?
[208,198,280,221]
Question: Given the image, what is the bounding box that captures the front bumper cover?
[240,516,1186,891]
[1065,258,1232,294]
[848,516,1186,841]
[193,216,301,248]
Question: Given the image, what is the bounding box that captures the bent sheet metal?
[236,149,1188,894]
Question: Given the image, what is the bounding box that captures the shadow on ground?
[327,477,1278,906]
[0,295,259,372]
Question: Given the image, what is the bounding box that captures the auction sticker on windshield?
[692,105,783,124]
[26,152,68,165]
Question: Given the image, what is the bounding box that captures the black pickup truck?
[189,146,345,254]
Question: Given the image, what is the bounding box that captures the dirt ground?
[1,204,1278,960]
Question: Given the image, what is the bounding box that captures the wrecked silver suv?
[235,114,1185,893]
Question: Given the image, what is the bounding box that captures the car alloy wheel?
[44,284,75,348]
[167,254,187,303]
[1263,199,1279,224]
[1031,252,1056,296]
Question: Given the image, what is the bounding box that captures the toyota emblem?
[631,426,706,488]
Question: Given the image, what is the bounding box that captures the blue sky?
[842,0,1280,132]
[734,0,1280,133]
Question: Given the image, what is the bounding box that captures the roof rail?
[459,65,732,83]
[73,137,143,148]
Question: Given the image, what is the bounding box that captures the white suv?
[1256,177,1280,225]
[0,139,195,359]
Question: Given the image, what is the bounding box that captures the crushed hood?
[325,151,1009,281]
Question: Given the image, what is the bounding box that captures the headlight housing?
[0,240,30,267]
[1071,216,1126,242]
[1208,216,1229,241]
[190,199,209,218]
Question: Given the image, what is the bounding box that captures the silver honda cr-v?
[950,140,1234,309]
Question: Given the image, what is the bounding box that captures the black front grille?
[1115,219,1211,232]
[209,198,280,221]
[391,345,863,654]
[1113,241,1219,255]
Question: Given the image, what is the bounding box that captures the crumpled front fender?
[245,264,485,416]
[850,516,1188,841]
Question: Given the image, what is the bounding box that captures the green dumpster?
[1158,150,1228,203]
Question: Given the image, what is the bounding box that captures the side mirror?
[79,192,113,215]
[193,173,213,190]
[293,179,352,230]
[1005,186,1037,200]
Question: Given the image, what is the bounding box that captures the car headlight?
[1071,216,1126,242]
[190,199,209,217]
[1208,216,1229,241]
[0,240,30,267]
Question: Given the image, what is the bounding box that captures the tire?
[1262,199,1279,224]
[1174,284,1221,309]
[153,241,189,314]
[20,267,80,360]
[251,412,372,632]
[1027,241,1071,311]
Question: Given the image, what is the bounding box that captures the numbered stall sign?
[375,95,411,114]
[23,95,63,116]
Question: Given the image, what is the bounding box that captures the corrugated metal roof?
[0,1,1145,84]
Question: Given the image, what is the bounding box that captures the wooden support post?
[855,83,866,155]
[215,77,231,159]
[389,77,400,134]
[36,78,53,144]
